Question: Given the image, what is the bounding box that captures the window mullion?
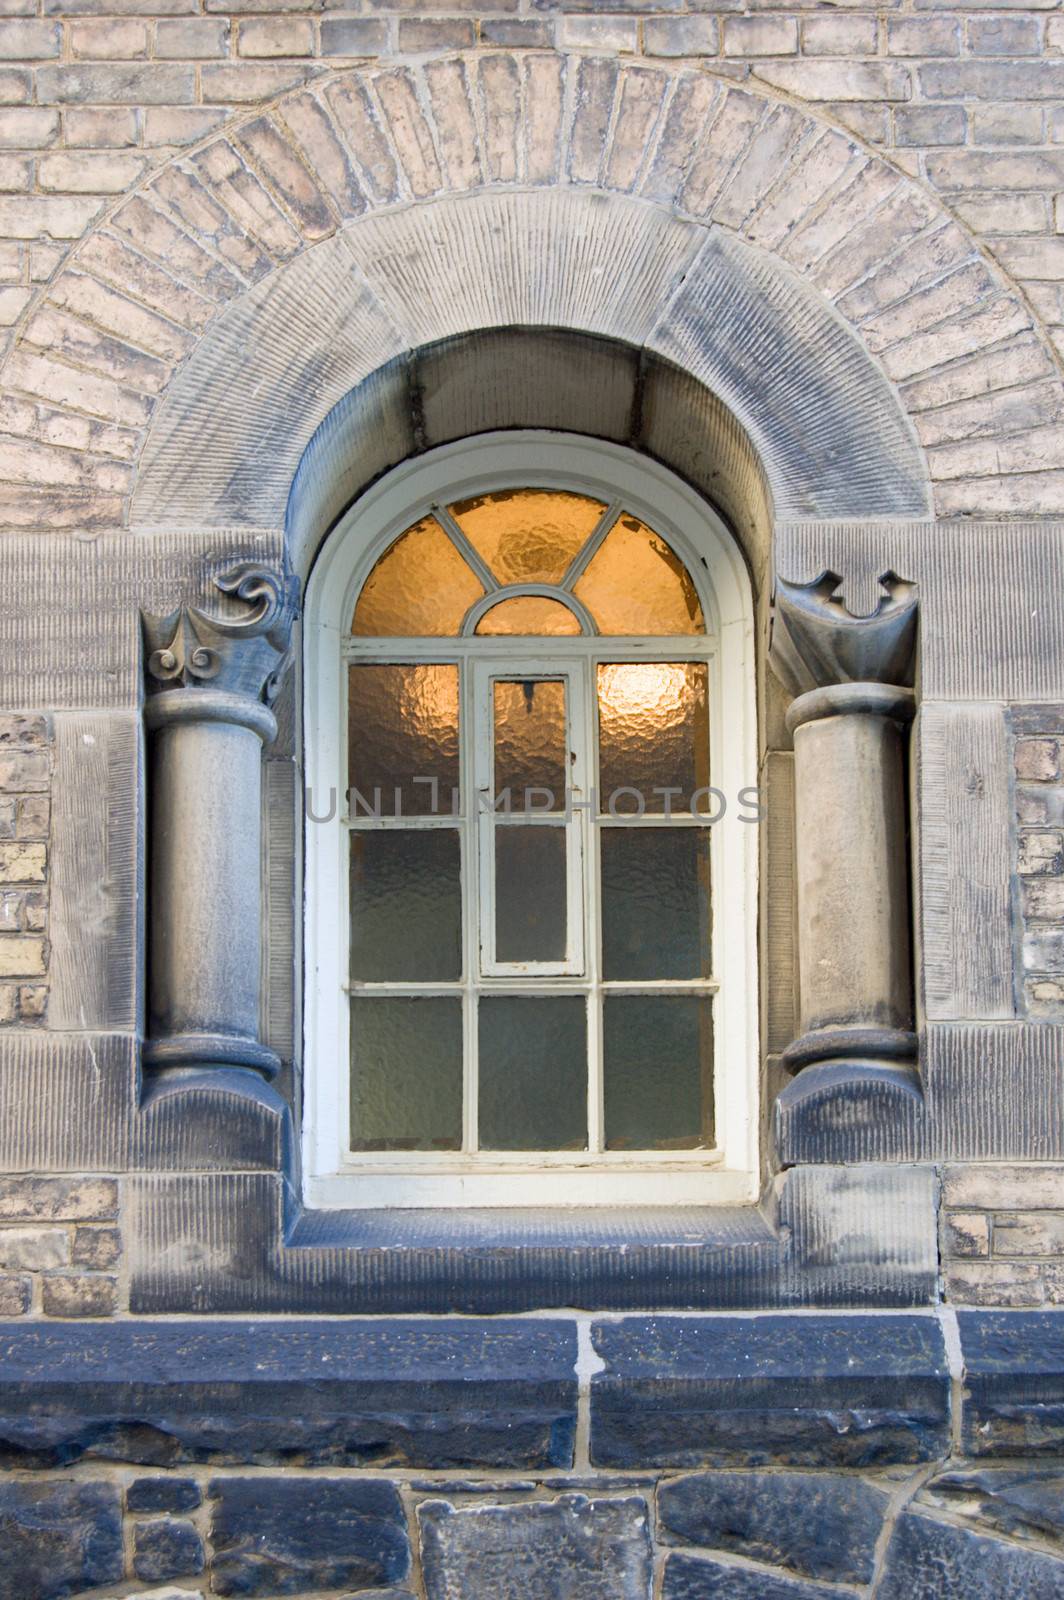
[585,655,604,1156]
[463,653,479,1155]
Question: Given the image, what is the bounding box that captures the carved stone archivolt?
[141,564,298,1082]
[770,570,921,1163]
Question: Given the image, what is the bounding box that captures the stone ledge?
[960,1309,1064,1457]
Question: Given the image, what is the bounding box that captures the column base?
[774,1059,925,1165]
[782,1026,917,1072]
[142,1032,281,1080]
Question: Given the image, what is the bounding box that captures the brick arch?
[1,52,1059,533]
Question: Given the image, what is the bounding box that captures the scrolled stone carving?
[143,562,299,707]
[770,570,917,699]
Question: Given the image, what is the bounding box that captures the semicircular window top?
[352,490,706,638]
[305,440,757,1211]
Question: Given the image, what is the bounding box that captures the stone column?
[141,565,296,1082]
[770,571,921,1162]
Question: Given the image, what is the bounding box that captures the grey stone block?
[921,1466,1064,1547]
[209,1477,409,1597]
[959,1310,1064,1456]
[591,1315,949,1468]
[662,1553,858,1600]
[0,1480,123,1600]
[877,1508,1064,1600]
[0,1319,578,1470]
[127,1476,201,1513]
[418,1495,652,1600]
[657,1469,889,1584]
[132,1517,204,1582]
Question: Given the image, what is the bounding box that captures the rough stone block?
[662,1553,857,1600]
[591,1315,949,1468]
[0,1481,123,1600]
[132,1518,205,1582]
[943,1212,991,1257]
[0,1227,67,1272]
[960,1310,1064,1454]
[878,1508,1064,1599]
[208,1477,410,1597]
[419,1496,652,1600]
[41,1274,117,1318]
[656,1470,889,1584]
[127,1476,202,1513]
[921,1466,1064,1547]
[0,1177,117,1222]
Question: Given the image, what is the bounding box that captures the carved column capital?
[770,570,917,698]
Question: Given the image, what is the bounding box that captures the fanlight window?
[342,489,721,1174]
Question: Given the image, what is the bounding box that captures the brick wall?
[0,713,49,1027]
[943,1163,1064,1304]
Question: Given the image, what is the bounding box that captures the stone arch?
[1,51,1059,539]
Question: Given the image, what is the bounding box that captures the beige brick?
[200,62,313,101]
[398,17,475,51]
[0,1225,67,1270]
[944,1164,1064,1210]
[0,108,59,149]
[0,1176,117,1221]
[69,19,149,59]
[141,106,227,145]
[0,285,29,323]
[0,70,30,104]
[946,1261,1044,1307]
[1016,737,1061,780]
[37,151,146,194]
[37,64,195,104]
[894,104,966,146]
[725,17,798,57]
[944,1211,991,1257]
[0,195,104,238]
[0,936,44,977]
[319,18,388,57]
[994,1212,1064,1255]
[28,242,63,279]
[0,21,60,59]
[643,17,719,56]
[955,193,1047,234]
[887,17,960,56]
[62,107,137,148]
[973,105,1043,144]
[0,843,45,883]
[969,15,1041,56]
[154,17,229,57]
[801,16,877,55]
[237,16,314,57]
[753,60,911,100]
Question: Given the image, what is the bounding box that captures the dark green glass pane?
[478,995,586,1150]
[350,829,461,982]
[601,828,711,980]
[604,995,713,1151]
[350,996,462,1151]
[495,825,566,963]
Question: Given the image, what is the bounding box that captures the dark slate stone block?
[132,1518,204,1582]
[657,1469,889,1584]
[959,1311,1064,1457]
[0,1480,123,1600]
[0,1319,576,1469]
[418,1495,652,1600]
[877,1509,1064,1600]
[662,1552,857,1599]
[921,1467,1064,1547]
[208,1477,410,1597]
[591,1316,950,1468]
[127,1476,202,1513]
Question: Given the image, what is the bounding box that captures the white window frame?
[303,432,759,1208]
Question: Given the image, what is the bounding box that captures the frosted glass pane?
[601,829,711,980]
[350,830,461,982]
[598,663,709,815]
[604,995,713,1150]
[450,489,605,585]
[493,679,566,804]
[575,516,704,635]
[348,664,459,817]
[350,996,462,1151]
[495,825,566,963]
[353,515,484,635]
[476,595,582,636]
[479,996,587,1149]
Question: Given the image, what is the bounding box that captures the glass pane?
[348,664,459,818]
[604,995,714,1150]
[350,830,461,982]
[450,489,605,585]
[574,515,704,635]
[476,595,582,637]
[601,829,711,980]
[495,826,566,964]
[493,679,567,804]
[479,996,587,1149]
[350,996,462,1151]
[598,663,709,816]
[352,515,484,635]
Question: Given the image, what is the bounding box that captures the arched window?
[304,435,758,1207]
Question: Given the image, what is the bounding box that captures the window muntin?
[304,434,758,1208]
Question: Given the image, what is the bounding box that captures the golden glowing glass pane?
[574,516,704,635]
[450,489,605,585]
[598,663,709,813]
[352,515,484,636]
[475,595,582,637]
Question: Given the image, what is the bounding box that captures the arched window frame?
[303,432,759,1207]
